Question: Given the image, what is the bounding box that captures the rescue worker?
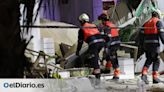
[99,13,121,80]
[139,10,164,84]
[76,13,105,79]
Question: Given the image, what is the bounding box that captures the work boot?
[141,74,149,84]
[141,67,149,84]
[112,68,120,80]
[153,78,162,84]
[112,76,119,80]
[93,73,101,85]
[152,71,163,84]
[92,69,101,85]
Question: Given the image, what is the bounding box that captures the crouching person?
[76,13,105,79]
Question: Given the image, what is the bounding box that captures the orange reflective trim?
[83,23,100,41]
[114,68,120,77]
[152,71,159,79]
[142,67,148,75]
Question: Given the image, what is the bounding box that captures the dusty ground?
[46,74,164,92]
[93,74,164,92]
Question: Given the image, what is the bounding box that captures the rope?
[20,25,164,29]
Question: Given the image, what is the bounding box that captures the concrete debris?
[59,43,71,56]
[43,75,164,92]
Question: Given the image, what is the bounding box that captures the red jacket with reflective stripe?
[143,17,160,47]
[82,23,100,41]
[105,21,119,37]
[144,17,159,34]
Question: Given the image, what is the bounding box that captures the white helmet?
[79,13,89,22]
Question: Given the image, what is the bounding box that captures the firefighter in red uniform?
[76,13,105,79]
[139,11,164,84]
[99,13,121,80]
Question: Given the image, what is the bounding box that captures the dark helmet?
[98,13,109,21]
[152,11,160,18]
[151,9,162,19]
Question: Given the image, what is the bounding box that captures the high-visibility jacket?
[105,21,119,37]
[82,23,100,41]
[105,21,120,45]
[143,17,160,44]
[144,17,159,34]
